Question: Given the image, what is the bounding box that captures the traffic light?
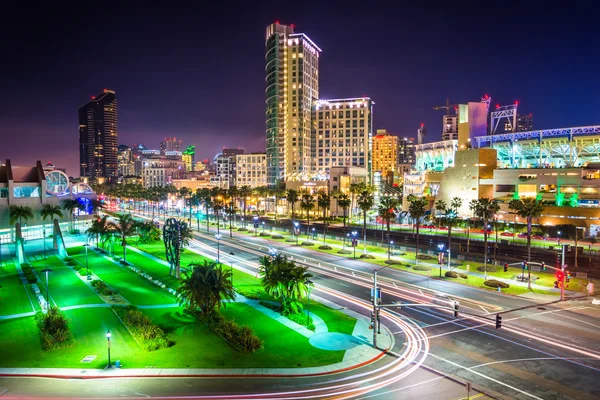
[453,301,459,318]
[541,262,546,271]
[521,261,526,269]
[566,271,571,283]
[369,312,375,330]
[495,314,502,329]
[503,263,508,272]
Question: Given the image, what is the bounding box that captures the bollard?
[497,286,501,292]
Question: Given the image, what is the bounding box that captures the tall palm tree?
[317,191,331,242]
[40,204,63,252]
[469,198,500,280]
[90,199,105,217]
[378,197,398,260]
[9,205,34,227]
[286,189,299,221]
[407,194,428,264]
[349,182,367,225]
[509,197,546,289]
[86,215,110,249]
[107,213,137,263]
[61,199,82,232]
[176,260,235,316]
[179,187,192,225]
[446,197,463,261]
[300,192,315,239]
[337,193,351,238]
[226,185,238,238]
[330,189,342,218]
[357,189,374,254]
[272,188,285,224]
[434,200,447,231]
[197,188,212,232]
[238,186,252,226]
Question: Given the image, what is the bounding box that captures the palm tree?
[286,189,299,221]
[300,192,315,239]
[338,193,351,238]
[317,191,331,242]
[509,197,546,289]
[378,197,398,260]
[176,260,235,316]
[40,204,63,253]
[197,188,212,232]
[434,200,447,232]
[107,213,137,263]
[238,186,253,226]
[407,195,428,264]
[61,199,82,232]
[9,205,34,228]
[272,188,285,224]
[86,216,110,249]
[469,198,500,280]
[226,186,238,238]
[446,197,463,262]
[179,187,192,225]
[357,189,374,254]
[90,199,105,217]
[349,182,367,225]
[330,189,342,218]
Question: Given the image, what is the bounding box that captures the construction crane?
[433,98,458,115]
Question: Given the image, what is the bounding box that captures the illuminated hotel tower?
[265,22,321,186]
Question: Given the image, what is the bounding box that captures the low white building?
[236,153,267,188]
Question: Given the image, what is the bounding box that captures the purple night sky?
[0,1,598,176]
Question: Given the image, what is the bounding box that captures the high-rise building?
[211,148,244,189]
[79,89,118,181]
[372,129,399,177]
[141,154,186,188]
[117,145,135,177]
[265,22,321,186]
[182,145,195,172]
[398,137,416,166]
[160,137,182,154]
[236,153,267,188]
[517,113,533,132]
[441,115,458,141]
[313,98,374,181]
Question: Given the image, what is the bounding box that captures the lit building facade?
[236,153,267,188]
[160,137,182,154]
[265,22,321,186]
[211,149,244,189]
[182,145,195,172]
[79,89,118,182]
[372,129,398,177]
[117,145,135,177]
[442,115,458,141]
[313,98,374,182]
[141,156,186,188]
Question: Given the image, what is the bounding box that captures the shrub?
[337,249,352,254]
[237,228,248,232]
[484,279,510,289]
[236,289,262,300]
[67,259,78,267]
[318,245,332,250]
[207,313,262,352]
[79,269,90,276]
[360,254,375,259]
[21,264,32,274]
[477,265,498,273]
[73,265,82,271]
[286,312,316,331]
[64,257,74,262]
[259,233,271,237]
[286,238,297,242]
[301,242,314,246]
[416,254,433,260]
[445,271,458,278]
[271,235,284,239]
[35,307,74,350]
[25,273,37,284]
[384,260,402,265]
[458,273,468,279]
[413,265,432,271]
[114,306,172,352]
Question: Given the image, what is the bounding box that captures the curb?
[0,346,389,380]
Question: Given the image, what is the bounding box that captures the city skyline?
[1,2,599,176]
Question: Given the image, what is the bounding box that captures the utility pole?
[561,244,567,301]
[372,270,379,348]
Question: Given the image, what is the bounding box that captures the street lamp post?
[352,231,358,259]
[306,279,313,324]
[388,240,393,260]
[344,233,349,250]
[41,267,53,310]
[312,227,315,240]
[106,330,112,368]
[215,234,222,265]
[254,216,259,236]
[557,230,561,246]
[293,222,299,245]
[437,244,444,278]
[262,221,265,234]
[84,242,91,280]
[43,228,46,259]
[494,215,499,265]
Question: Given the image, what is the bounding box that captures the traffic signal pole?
[373,270,378,348]
[561,244,567,301]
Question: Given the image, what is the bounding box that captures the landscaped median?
[229,225,589,297]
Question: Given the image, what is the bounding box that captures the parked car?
[517,233,527,238]
[532,235,544,240]
[500,232,514,237]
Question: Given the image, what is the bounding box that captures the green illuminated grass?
[30,256,103,308]
[0,261,35,316]
[69,246,176,306]
[0,308,140,368]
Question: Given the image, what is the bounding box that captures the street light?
[215,234,222,264]
[83,242,91,280]
[306,279,314,324]
[437,244,444,278]
[351,231,358,259]
[262,221,265,233]
[344,233,349,250]
[293,222,300,245]
[312,227,316,240]
[41,267,53,310]
[254,216,259,236]
[389,240,394,260]
[106,330,112,368]
[557,230,561,246]
[43,228,46,259]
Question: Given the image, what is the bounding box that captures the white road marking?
[558,314,600,329]
[479,305,491,314]
[355,375,446,399]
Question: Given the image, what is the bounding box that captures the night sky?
[1,1,598,176]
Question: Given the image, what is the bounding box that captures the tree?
[89,199,106,217]
[176,260,235,317]
[317,191,331,242]
[238,186,253,226]
[469,198,500,279]
[40,204,63,251]
[330,189,342,218]
[107,213,137,263]
[509,197,546,289]
[434,200,447,231]
[179,187,192,225]
[378,197,399,260]
[357,189,374,254]
[349,182,367,224]
[407,195,428,263]
[62,199,84,232]
[446,197,463,261]
[300,192,315,238]
[258,254,313,315]
[137,221,162,244]
[286,189,299,221]
[197,188,212,232]
[9,205,34,227]
[337,193,351,237]
[86,216,110,249]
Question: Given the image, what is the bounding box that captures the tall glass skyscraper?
[79,89,118,182]
[265,22,320,186]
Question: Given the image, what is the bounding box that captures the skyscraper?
[79,89,118,181]
[182,145,195,172]
[265,22,321,186]
[160,137,182,154]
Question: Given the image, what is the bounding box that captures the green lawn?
[0,261,35,316]
[69,246,176,306]
[30,256,103,307]
[0,308,140,368]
